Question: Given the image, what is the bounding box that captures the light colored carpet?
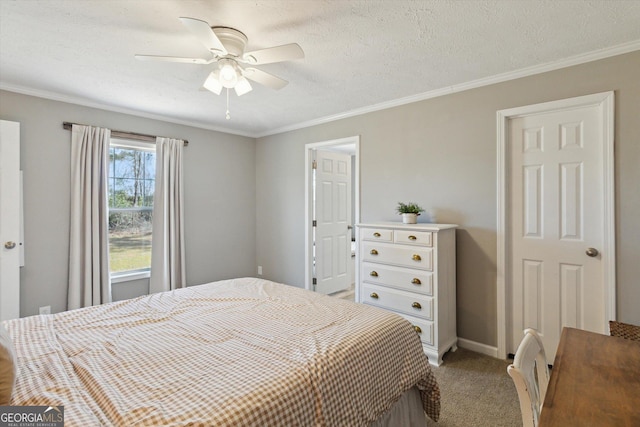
[427,347,522,426]
[331,293,522,425]
[331,284,355,301]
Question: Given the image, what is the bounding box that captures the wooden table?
[539,327,640,426]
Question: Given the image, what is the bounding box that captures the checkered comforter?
[4,277,440,426]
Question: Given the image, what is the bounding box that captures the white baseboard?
[457,337,500,359]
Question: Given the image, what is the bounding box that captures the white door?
[0,120,21,321]
[507,96,613,361]
[314,149,351,295]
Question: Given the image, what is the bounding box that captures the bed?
[1,277,440,426]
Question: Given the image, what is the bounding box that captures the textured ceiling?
[1,0,639,137]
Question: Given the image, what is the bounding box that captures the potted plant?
[396,202,424,224]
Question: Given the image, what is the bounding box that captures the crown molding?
[0,83,256,138]
[256,39,640,138]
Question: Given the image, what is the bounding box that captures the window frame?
[108,137,156,283]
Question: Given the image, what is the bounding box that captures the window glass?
[108,142,155,276]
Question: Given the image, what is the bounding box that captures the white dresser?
[356,223,457,365]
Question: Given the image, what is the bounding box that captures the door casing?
[305,136,360,291]
[496,92,615,359]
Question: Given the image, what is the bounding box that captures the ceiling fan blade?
[243,68,288,90]
[134,54,214,64]
[242,43,304,65]
[179,17,228,55]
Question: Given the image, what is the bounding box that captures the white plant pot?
[402,213,418,224]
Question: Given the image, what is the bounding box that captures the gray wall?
[0,91,257,317]
[256,51,640,348]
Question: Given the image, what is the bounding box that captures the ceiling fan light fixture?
[218,59,238,88]
[203,71,222,95]
[136,18,305,119]
[234,76,252,96]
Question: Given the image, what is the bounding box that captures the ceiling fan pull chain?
[225,88,231,120]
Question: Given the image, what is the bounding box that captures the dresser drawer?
[399,313,435,346]
[361,262,433,296]
[360,228,392,242]
[361,283,433,320]
[361,242,433,270]
[394,230,433,247]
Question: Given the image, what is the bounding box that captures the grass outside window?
[109,231,152,273]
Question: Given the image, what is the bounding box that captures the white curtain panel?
[150,137,186,294]
[68,124,111,309]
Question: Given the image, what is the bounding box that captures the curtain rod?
[62,122,188,146]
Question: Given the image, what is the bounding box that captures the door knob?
[586,247,599,257]
[4,241,16,250]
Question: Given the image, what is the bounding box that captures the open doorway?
[304,136,359,298]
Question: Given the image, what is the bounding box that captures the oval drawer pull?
[370,292,379,299]
[408,235,417,241]
[370,271,378,277]
[414,325,422,334]
[412,254,422,261]
[370,249,379,255]
[411,278,421,285]
[412,302,422,309]
[373,232,381,237]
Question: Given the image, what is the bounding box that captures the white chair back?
[507,328,550,427]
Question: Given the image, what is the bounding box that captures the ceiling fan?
[135,17,304,109]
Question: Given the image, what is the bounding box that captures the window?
[108,138,155,281]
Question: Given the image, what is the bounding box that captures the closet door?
[0,120,21,320]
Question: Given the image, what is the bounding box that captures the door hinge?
[312,277,317,291]
[312,160,317,169]
[312,220,317,227]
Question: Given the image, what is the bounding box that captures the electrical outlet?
[257,266,263,275]
[39,305,51,315]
